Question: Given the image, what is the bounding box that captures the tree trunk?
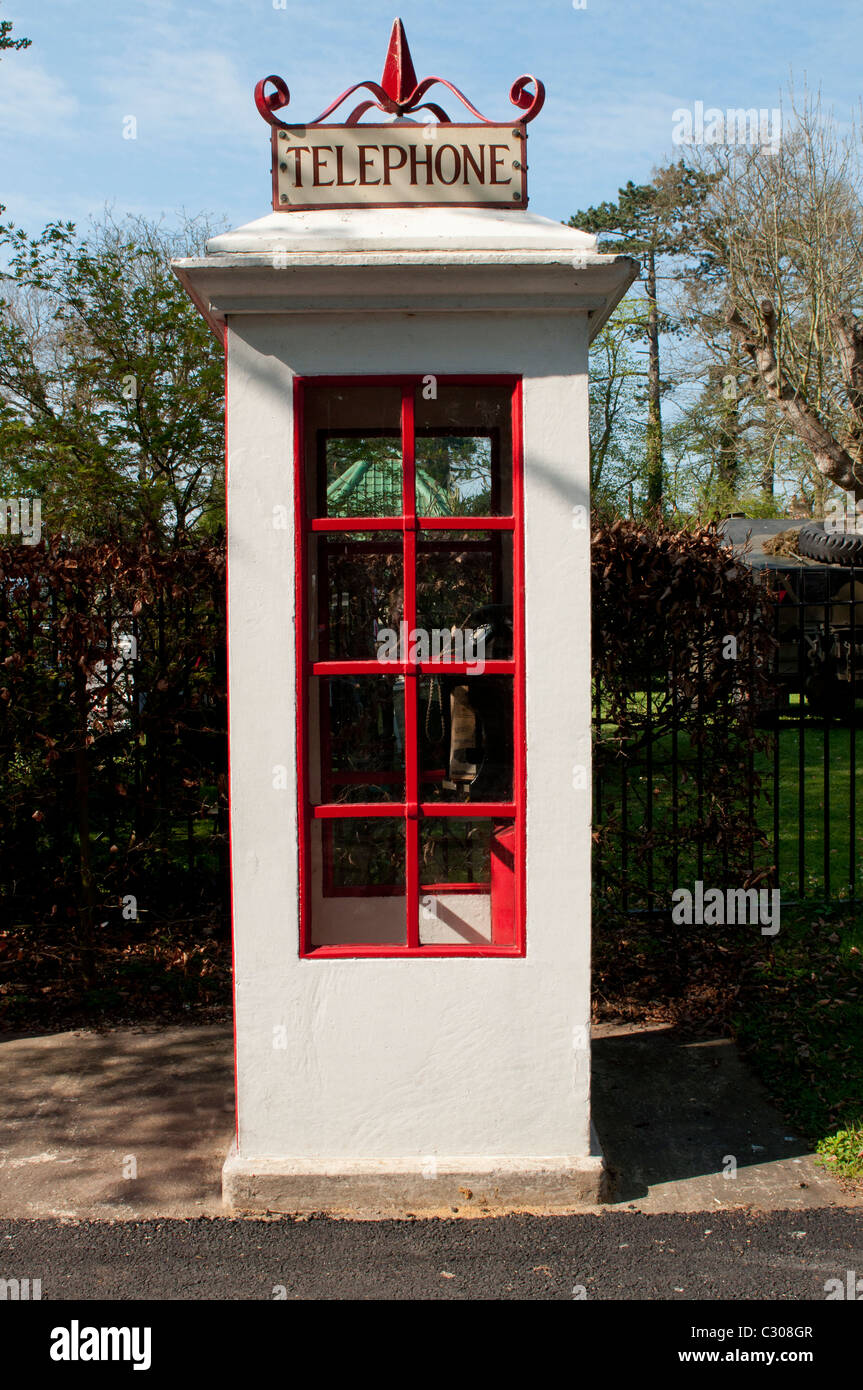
[718,369,740,495]
[645,249,664,513]
[760,448,774,505]
[728,302,863,499]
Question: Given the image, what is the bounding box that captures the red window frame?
[294,374,525,958]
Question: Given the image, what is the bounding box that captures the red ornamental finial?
[255,18,545,130]
[380,18,418,107]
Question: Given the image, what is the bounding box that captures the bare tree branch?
[727,300,862,492]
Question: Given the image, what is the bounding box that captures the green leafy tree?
[0,3,29,59]
[0,211,225,542]
[683,94,863,505]
[589,302,650,518]
[569,163,712,515]
[0,2,31,218]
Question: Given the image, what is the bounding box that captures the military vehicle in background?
[719,516,863,716]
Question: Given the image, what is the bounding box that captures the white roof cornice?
[172,207,639,341]
[201,206,598,254]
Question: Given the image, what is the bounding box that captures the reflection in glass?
[323,434,402,517]
[415,435,494,516]
[304,385,403,518]
[415,385,513,515]
[327,817,405,891]
[421,818,492,885]
[315,676,405,804]
[316,538,402,661]
[416,533,513,657]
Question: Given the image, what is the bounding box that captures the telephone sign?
[255,17,544,214]
[272,124,527,212]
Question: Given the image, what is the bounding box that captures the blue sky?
[0,0,861,237]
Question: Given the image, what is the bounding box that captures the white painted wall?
[225,307,595,1161]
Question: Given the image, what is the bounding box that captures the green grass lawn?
[595,711,862,902]
[754,715,862,901]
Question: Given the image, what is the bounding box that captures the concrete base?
[222,1141,608,1217]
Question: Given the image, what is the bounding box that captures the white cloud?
[98,45,258,146]
[0,189,107,231]
[543,91,691,161]
[0,60,79,134]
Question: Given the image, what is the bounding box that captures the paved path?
[0,1026,233,1219]
[0,1021,857,1219]
[592,1022,856,1211]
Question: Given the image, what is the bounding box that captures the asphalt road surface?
[3,1208,862,1300]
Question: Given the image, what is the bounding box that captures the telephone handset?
[413,601,517,943]
[442,602,516,945]
[440,603,514,801]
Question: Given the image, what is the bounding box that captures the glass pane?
[310,817,406,946]
[416,532,513,661]
[418,819,515,946]
[420,818,492,885]
[415,385,513,516]
[326,816,405,891]
[324,435,402,517]
[310,676,405,805]
[303,385,403,518]
[414,436,491,517]
[311,536,403,661]
[419,675,513,802]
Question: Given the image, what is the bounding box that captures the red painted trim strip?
[401,388,420,947]
[312,802,515,819]
[313,803,405,820]
[305,944,522,959]
[311,659,408,676]
[273,199,525,215]
[269,128,279,213]
[310,516,404,533]
[294,374,520,388]
[310,770,448,785]
[419,661,514,676]
[294,373,525,956]
[404,674,420,947]
[317,535,501,552]
[420,882,491,894]
[224,330,240,1148]
[402,388,416,529]
[512,377,526,955]
[309,660,515,676]
[294,377,311,956]
[418,515,515,531]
